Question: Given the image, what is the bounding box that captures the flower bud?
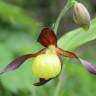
[32,54,61,80]
[73,2,90,30]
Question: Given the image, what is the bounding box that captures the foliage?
[58,19,96,50]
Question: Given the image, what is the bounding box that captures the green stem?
[53,0,75,33]
[53,0,76,96]
[53,59,69,96]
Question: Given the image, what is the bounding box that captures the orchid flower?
[0,27,96,86]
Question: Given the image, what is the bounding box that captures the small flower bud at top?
[32,54,61,80]
[73,2,90,30]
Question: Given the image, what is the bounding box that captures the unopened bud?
[73,2,90,30]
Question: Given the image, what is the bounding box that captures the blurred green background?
[0,0,96,96]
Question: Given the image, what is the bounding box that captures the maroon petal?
[56,48,78,58]
[33,78,52,86]
[57,48,96,75]
[38,27,57,47]
[79,58,96,75]
[0,54,35,74]
[0,49,45,74]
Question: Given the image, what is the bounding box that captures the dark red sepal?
[38,27,57,47]
[0,49,45,74]
[33,78,52,86]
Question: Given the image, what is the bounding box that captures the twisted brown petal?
[38,27,57,47]
[56,48,78,58]
[0,49,45,74]
[57,48,96,75]
[33,78,52,86]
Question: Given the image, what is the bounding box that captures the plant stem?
[53,0,76,96]
[53,0,75,33]
[53,59,68,96]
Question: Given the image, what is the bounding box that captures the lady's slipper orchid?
[0,27,96,86]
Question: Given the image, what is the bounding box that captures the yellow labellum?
[32,54,61,80]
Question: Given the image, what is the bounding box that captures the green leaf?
[0,27,42,93]
[58,18,96,50]
[0,1,41,38]
[0,1,42,92]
